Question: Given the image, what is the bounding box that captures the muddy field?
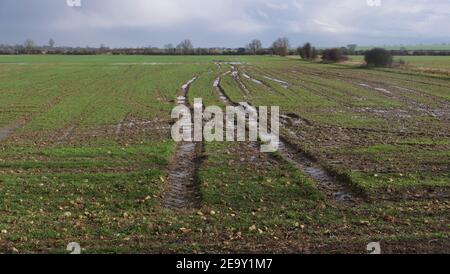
[0,55,448,254]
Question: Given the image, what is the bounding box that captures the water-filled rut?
[214,65,359,206]
[164,76,202,210]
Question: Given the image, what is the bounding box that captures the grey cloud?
[0,0,448,48]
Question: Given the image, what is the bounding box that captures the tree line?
[1,38,449,58]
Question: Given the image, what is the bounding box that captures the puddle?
[0,121,24,142]
[251,79,263,85]
[213,77,221,88]
[359,83,391,94]
[374,87,392,94]
[263,76,289,89]
[242,73,263,85]
[393,86,414,92]
[280,113,313,127]
[115,122,123,135]
[115,114,131,136]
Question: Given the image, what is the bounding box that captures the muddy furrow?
[262,75,289,89]
[115,113,131,136]
[230,66,250,96]
[0,101,56,144]
[242,72,263,85]
[265,112,360,205]
[279,112,446,137]
[291,65,450,90]
[56,102,104,145]
[357,83,450,119]
[248,66,291,89]
[164,76,202,210]
[214,71,235,106]
[257,72,450,137]
[55,126,75,145]
[289,68,450,119]
[240,68,287,96]
[215,69,359,206]
[277,139,360,205]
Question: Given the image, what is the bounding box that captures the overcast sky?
[0,0,449,48]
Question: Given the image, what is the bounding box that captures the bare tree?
[24,39,36,49]
[272,37,290,56]
[247,39,262,55]
[48,38,55,48]
[177,39,194,55]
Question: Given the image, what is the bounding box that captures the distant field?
[356,45,450,51]
[0,55,448,253]
[348,55,450,69]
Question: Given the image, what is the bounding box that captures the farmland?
[0,55,449,254]
[354,45,450,51]
[346,55,450,74]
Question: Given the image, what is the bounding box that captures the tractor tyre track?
[164,76,203,211]
[215,66,360,206]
